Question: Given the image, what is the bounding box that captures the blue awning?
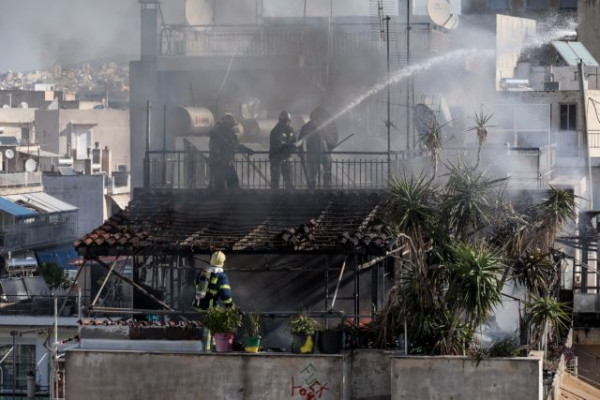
[0,196,37,217]
[35,245,79,270]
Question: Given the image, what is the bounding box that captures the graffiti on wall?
[290,363,330,399]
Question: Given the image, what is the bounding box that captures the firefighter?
[269,111,297,189]
[209,114,243,190]
[191,250,233,311]
[299,109,332,189]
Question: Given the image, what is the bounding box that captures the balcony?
[0,222,77,252]
[0,172,42,195]
[144,146,557,191]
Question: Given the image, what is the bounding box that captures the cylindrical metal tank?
[167,107,215,136]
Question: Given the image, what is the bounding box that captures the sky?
[0,0,140,72]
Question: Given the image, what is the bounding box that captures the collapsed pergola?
[71,189,408,322]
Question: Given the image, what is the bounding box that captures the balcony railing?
[0,223,77,252]
[159,22,433,60]
[0,295,86,316]
[144,145,557,190]
[0,172,42,190]
[146,150,393,190]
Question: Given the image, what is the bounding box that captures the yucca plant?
[526,296,570,352]
[535,186,577,249]
[467,111,494,169]
[419,114,446,180]
[441,163,508,240]
[386,173,437,242]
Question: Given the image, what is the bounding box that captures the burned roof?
[75,189,397,257]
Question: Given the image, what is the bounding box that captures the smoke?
[0,0,139,71]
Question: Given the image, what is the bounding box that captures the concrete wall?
[349,350,392,400]
[390,356,542,400]
[578,0,600,67]
[43,174,105,237]
[65,351,346,400]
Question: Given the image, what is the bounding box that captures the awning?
[552,41,599,66]
[109,194,130,210]
[35,245,79,270]
[0,196,37,217]
[5,192,78,213]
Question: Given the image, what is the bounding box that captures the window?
[559,0,577,9]
[526,0,547,10]
[560,104,577,131]
[489,0,509,11]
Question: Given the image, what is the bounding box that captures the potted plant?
[318,313,345,354]
[244,312,262,353]
[204,306,242,352]
[288,310,320,354]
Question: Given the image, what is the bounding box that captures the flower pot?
[318,329,344,354]
[292,333,314,354]
[214,332,234,352]
[244,336,261,353]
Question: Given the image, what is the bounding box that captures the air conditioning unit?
[544,81,559,91]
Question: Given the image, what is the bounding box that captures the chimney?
[102,145,112,175]
[92,142,102,164]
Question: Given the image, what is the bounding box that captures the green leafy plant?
[205,306,243,334]
[288,310,321,336]
[39,262,71,291]
[488,336,519,357]
[246,312,262,337]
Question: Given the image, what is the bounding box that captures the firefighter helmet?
[278,111,291,122]
[221,114,236,129]
[210,251,226,267]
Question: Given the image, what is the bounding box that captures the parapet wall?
[65,347,543,400]
[391,355,543,400]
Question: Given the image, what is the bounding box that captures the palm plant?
[535,186,577,250]
[467,111,494,169]
[526,296,570,353]
[443,241,504,353]
[511,248,556,297]
[441,163,508,240]
[386,173,437,243]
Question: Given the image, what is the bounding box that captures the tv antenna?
[5,149,14,159]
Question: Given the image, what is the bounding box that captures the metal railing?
[144,145,559,190]
[0,172,42,190]
[160,22,433,59]
[146,150,392,190]
[0,223,77,252]
[0,295,86,316]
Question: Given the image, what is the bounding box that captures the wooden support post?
[94,257,175,311]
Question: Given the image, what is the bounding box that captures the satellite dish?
[185,0,213,27]
[414,103,436,137]
[426,0,459,30]
[5,149,14,159]
[2,105,9,109]
[25,159,37,172]
[20,102,29,109]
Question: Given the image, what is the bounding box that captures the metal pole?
[385,15,391,182]
[578,59,593,208]
[163,104,167,186]
[406,0,411,150]
[144,100,152,189]
[11,331,15,400]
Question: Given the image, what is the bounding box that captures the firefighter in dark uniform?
[269,111,297,189]
[299,109,333,189]
[209,114,241,190]
[191,251,233,311]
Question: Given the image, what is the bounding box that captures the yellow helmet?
[210,251,226,267]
